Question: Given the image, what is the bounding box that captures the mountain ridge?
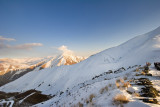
[0,53,86,87]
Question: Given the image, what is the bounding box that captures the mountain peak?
[38,52,86,69]
[57,52,85,66]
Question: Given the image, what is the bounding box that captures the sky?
[0,0,160,58]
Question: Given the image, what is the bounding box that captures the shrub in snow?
[85,99,89,104]
[116,78,131,90]
[140,71,145,75]
[123,76,127,80]
[89,94,95,102]
[104,86,108,91]
[100,86,108,94]
[135,73,140,76]
[100,88,105,94]
[144,69,149,73]
[143,63,150,73]
[77,102,83,107]
[113,94,129,105]
[135,68,140,72]
[116,82,120,88]
[116,79,121,83]
[109,84,112,87]
[132,92,140,97]
[120,79,124,84]
[122,81,131,88]
[146,62,151,66]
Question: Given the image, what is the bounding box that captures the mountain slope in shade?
[0,27,160,106]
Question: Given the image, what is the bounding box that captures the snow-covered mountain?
[57,54,85,66]
[0,57,44,75]
[0,57,48,86]
[0,53,85,87]
[0,26,160,107]
[39,53,85,69]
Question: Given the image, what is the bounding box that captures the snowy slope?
[0,26,160,106]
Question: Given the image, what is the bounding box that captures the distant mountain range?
[0,53,85,86]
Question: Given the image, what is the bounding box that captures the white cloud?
[0,36,16,41]
[13,43,43,50]
[0,36,43,57]
[58,45,74,55]
[0,43,43,50]
[0,43,9,49]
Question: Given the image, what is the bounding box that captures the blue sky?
[0,0,160,58]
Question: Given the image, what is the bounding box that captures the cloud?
[58,45,74,55]
[0,36,16,41]
[0,36,43,57]
[0,43,43,50]
[0,43,9,49]
[13,43,43,50]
